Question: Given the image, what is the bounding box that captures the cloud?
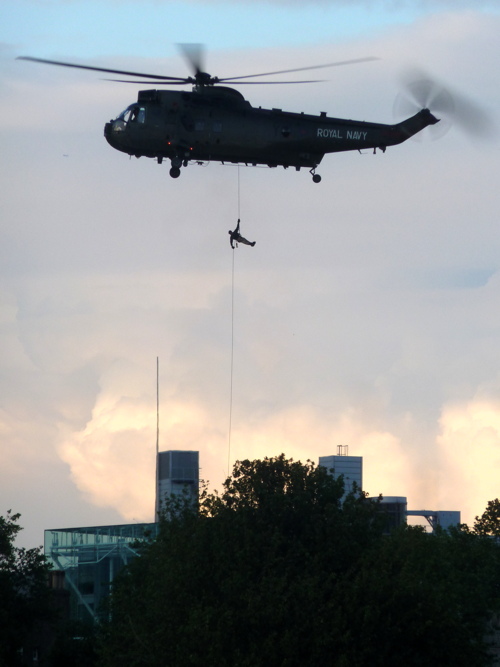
[2,9,500,547]
[437,397,500,522]
[60,387,157,521]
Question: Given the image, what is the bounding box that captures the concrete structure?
[368,498,461,533]
[156,450,199,518]
[406,509,461,531]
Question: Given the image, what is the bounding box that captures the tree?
[99,457,500,667]
[48,619,99,667]
[474,499,500,536]
[333,524,500,666]
[0,511,52,666]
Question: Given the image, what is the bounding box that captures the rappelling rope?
[237,166,241,219]
[228,249,235,477]
[227,167,241,477]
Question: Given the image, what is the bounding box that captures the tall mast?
[155,356,160,520]
[156,356,159,455]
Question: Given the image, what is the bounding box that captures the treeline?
[99,456,500,666]
[4,457,500,666]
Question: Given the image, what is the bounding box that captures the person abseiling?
[228,219,255,249]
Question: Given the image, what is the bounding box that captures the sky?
[1,0,500,548]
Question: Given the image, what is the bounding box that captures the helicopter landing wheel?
[310,167,321,183]
[169,167,181,178]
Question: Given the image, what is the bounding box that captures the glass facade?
[156,450,199,518]
[44,523,158,622]
[377,497,408,533]
[319,455,363,498]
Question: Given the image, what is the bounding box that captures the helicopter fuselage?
[104,86,439,181]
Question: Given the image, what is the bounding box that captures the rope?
[238,166,241,218]
[227,167,240,477]
[228,248,235,477]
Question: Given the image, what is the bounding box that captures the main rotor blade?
[104,79,190,85]
[218,57,379,82]
[17,56,188,82]
[105,78,324,85]
[219,79,326,85]
[106,79,325,85]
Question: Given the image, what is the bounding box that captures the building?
[319,452,460,532]
[44,522,158,623]
[155,449,200,518]
[44,449,199,623]
[318,451,363,498]
[378,496,408,532]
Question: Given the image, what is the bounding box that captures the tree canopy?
[474,498,500,537]
[0,511,52,666]
[100,456,500,667]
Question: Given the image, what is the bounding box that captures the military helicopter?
[18,46,475,183]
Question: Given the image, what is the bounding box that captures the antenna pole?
[155,356,160,521]
[156,356,159,454]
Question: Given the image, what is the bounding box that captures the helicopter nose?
[104,121,116,147]
[104,119,126,151]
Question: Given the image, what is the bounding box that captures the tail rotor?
[393,68,495,141]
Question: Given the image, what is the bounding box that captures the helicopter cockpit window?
[130,107,146,123]
[117,106,146,124]
[118,108,131,122]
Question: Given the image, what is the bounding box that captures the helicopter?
[18,46,464,183]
